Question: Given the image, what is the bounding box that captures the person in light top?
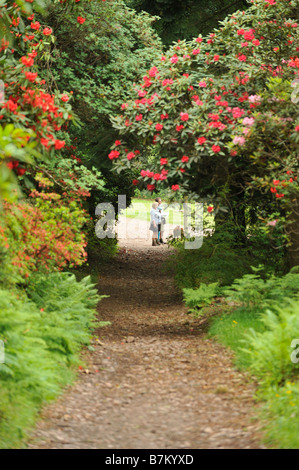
[155,197,167,244]
[150,202,161,246]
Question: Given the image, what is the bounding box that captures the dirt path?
[28,219,264,449]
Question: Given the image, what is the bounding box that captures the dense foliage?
[110,0,299,265]
[0,273,105,448]
[41,0,163,211]
[0,0,298,450]
[183,267,299,447]
[128,0,250,45]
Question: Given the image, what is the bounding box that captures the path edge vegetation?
[0,0,298,449]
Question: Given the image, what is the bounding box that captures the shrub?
[241,301,299,388]
[171,223,251,288]
[183,282,220,316]
[0,272,107,448]
[223,267,299,309]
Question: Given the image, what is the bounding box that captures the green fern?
[183,282,220,316]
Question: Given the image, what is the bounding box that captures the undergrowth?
[0,272,108,449]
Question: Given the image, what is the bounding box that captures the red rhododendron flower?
[31,21,40,30]
[108,150,120,160]
[180,112,189,121]
[160,158,168,165]
[127,152,135,160]
[25,71,38,82]
[115,140,121,146]
[54,140,65,150]
[41,138,50,148]
[148,66,158,77]
[212,145,221,153]
[136,114,143,121]
[132,179,139,186]
[77,16,86,24]
[207,206,213,213]
[155,123,163,131]
[181,156,189,163]
[43,27,53,36]
[147,184,155,191]
[5,100,18,112]
[171,184,180,191]
[197,137,206,145]
[61,94,69,102]
[21,56,34,67]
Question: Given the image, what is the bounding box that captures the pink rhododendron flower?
[233,136,246,146]
[242,117,255,126]
[267,220,277,226]
[148,66,158,77]
[248,95,261,103]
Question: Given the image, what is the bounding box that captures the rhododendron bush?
[44,0,163,210]
[0,0,109,283]
[110,0,299,263]
[0,180,89,285]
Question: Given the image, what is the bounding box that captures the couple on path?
[150,197,167,246]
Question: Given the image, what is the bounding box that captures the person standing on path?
[155,197,167,244]
[150,202,161,246]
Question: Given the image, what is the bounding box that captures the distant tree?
[127,0,250,44]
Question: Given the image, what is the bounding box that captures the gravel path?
[28,219,264,449]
